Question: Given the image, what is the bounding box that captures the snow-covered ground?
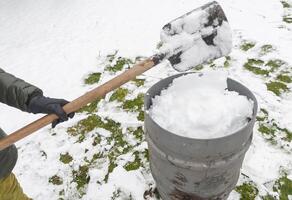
[0,0,292,199]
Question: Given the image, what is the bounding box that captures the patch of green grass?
[281,0,291,8]
[235,182,259,200]
[100,123,146,182]
[244,59,288,77]
[104,153,118,183]
[106,57,133,72]
[133,126,144,141]
[224,56,231,68]
[240,41,256,51]
[283,16,292,23]
[278,127,292,142]
[143,149,149,162]
[122,93,144,112]
[84,153,104,166]
[137,111,144,121]
[100,120,142,182]
[102,118,122,134]
[124,151,142,171]
[92,152,103,160]
[261,194,277,200]
[209,63,216,68]
[244,59,269,76]
[192,64,204,71]
[256,170,292,199]
[107,51,118,62]
[265,59,286,71]
[92,135,102,146]
[256,108,269,123]
[246,59,265,66]
[103,120,124,145]
[49,175,63,185]
[156,42,163,49]
[59,189,65,196]
[109,88,129,102]
[67,115,100,137]
[276,74,292,83]
[257,109,292,148]
[273,173,292,200]
[256,116,267,122]
[128,126,144,142]
[59,152,73,164]
[67,114,123,143]
[67,109,147,188]
[266,81,289,96]
[132,78,145,87]
[77,99,100,114]
[257,109,275,137]
[58,189,65,200]
[84,72,101,85]
[258,124,276,137]
[72,165,90,195]
[260,44,274,55]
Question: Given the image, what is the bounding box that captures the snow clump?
[149,72,254,139]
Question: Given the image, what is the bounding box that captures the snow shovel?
[0,1,232,151]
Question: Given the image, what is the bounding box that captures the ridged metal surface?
[144,73,258,200]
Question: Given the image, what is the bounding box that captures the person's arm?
[0,68,42,111]
[0,68,74,127]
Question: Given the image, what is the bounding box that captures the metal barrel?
[144,73,258,200]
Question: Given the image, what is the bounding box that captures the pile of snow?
[159,2,232,71]
[149,72,254,139]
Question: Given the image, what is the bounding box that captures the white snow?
[149,72,254,139]
[159,2,232,71]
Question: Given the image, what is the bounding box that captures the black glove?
[27,95,75,128]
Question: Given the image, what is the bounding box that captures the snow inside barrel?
[144,72,258,200]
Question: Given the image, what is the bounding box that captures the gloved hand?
[27,95,75,128]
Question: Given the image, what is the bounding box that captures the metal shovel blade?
[159,1,232,72]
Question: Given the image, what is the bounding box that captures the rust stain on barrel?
[169,188,207,200]
[170,188,225,200]
[172,172,188,187]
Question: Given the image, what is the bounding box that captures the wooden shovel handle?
[0,58,156,151]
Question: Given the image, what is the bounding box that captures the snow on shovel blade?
[159,1,232,72]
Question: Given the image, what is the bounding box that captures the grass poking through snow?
[240,41,256,51]
[236,182,259,200]
[57,50,292,199]
[257,109,292,150]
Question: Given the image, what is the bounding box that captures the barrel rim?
[144,72,258,141]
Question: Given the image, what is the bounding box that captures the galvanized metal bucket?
[144,73,258,200]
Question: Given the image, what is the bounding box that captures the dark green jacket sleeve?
[0,68,43,112]
[0,129,17,179]
[0,68,43,179]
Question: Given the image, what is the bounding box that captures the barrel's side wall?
[146,128,252,199]
[144,73,258,199]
